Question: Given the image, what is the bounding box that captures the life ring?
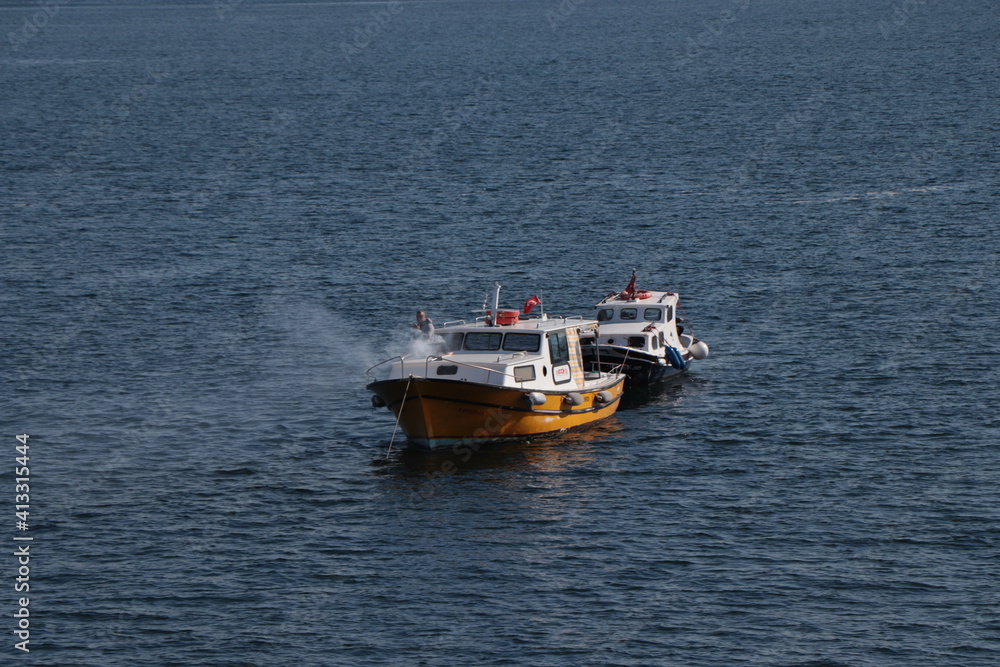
[620,289,654,300]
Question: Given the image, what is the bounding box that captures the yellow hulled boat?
[367,285,625,449]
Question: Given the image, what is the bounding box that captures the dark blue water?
[3,0,999,664]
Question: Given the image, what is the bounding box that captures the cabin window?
[643,308,662,322]
[620,308,638,321]
[436,365,459,375]
[651,338,659,350]
[628,336,645,348]
[513,365,536,382]
[439,332,464,351]
[464,332,503,351]
[503,333,541,352]
[547,332,570,365]
[596,308,614,322]
[666,305,674,322]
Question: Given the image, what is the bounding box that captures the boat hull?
[367,377,624,449]
[582,346,688,387]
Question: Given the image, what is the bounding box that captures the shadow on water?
[367,372,713,479]
[365,372,712,503]
[617,372,714,410]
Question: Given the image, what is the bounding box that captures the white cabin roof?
[595,290,680,307]
[437,315,596,335]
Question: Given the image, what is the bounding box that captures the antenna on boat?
[491,283,501,327]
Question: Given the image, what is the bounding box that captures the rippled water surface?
[3,0,999,664]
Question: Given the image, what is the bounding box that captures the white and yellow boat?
[366,285,625,449]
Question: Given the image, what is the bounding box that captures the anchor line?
[385,375,412,459]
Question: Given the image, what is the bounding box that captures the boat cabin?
[371,315,605,392]
[583,290,686,356]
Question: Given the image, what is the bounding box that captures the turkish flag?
[523,295,541,313]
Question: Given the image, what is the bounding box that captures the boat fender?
[371,395,387,408]
[563,392,584,407]
[664,346,687,370]
[525,392,547,407]
[689,340,709,360]
[594,390,614,404]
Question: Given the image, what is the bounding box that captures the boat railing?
[443,319,466,327]
[613,346,632,375]
[586,358,628,377]
[368,353,531,386]
[365,356,405,383]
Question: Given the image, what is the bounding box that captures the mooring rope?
[385,375,412,459]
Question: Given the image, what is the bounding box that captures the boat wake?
[789,183,970,204]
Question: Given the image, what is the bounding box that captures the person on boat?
[412,310,435,338]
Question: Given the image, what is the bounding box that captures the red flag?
[621,272,637,298]
[523,295,541,313]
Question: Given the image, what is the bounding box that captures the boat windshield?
[438,332,464,352]
[502,333,541,352]
[464,332,503,351]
